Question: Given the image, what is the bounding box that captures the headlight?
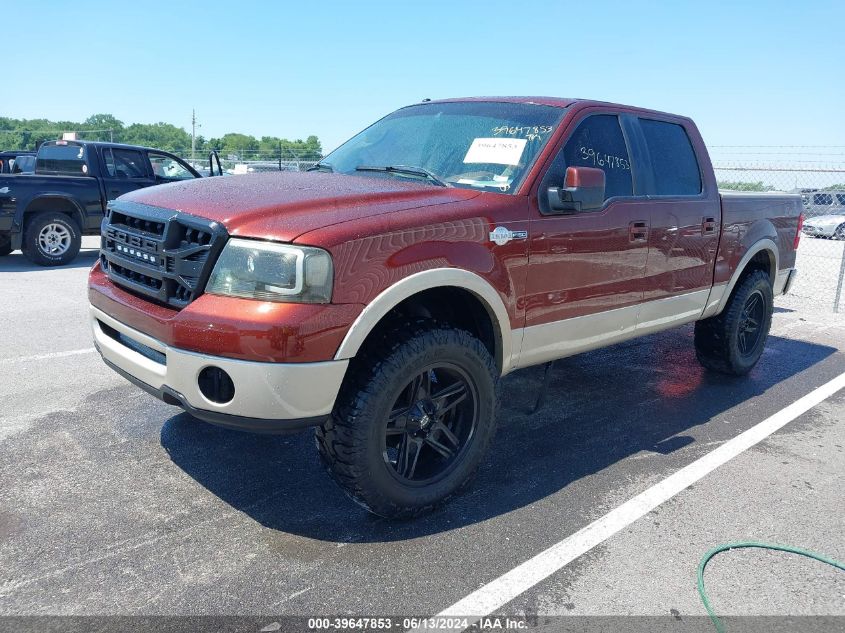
[206,238,333,303]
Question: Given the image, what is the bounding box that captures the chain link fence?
[712,152,845,314]
[176,150,319,176]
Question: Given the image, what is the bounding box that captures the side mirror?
[547,166,606,213]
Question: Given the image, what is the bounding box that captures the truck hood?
[120,172,481,242]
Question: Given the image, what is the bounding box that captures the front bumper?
[91,306,348,433]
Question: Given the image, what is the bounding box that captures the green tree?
[717,181,774,192]
[82,114,125,140]
[218,133,259,159]
[122,122,192,153]
[0,114,321,157]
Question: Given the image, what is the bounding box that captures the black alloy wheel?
[737,289,766,358]
[694,269,773,375]
[316,319,499,518]
[383,364,478,485]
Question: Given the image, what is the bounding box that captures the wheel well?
[356,286,501,371]
[24,197,83,231]
[737,249,775,288]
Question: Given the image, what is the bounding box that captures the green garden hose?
[697,541,845,633]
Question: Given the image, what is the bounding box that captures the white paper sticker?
[463,138,527,166]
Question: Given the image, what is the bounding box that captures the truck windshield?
[322,101,566,194]
[37,143,89,176]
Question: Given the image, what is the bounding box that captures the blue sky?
[4,0,844,154]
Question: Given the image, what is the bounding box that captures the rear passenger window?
[813,193,833,205]
[103,148,147,179]
[639,119,701,196]
[560,114,633,201]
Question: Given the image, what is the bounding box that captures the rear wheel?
[835,223,845,240]
[316,319,498,518]
[22,212,81,266]
[694,270,773,375]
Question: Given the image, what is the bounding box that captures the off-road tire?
[22,211,81,266]
[694,270,773,375]
[316,319,499,518]
[0,234,12,256]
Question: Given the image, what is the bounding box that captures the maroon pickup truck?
[88,97,802,517]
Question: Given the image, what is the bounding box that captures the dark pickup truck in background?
[0,140,214,265]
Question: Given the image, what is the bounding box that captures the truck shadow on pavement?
[0,249,99,272]
[161,327,838,542]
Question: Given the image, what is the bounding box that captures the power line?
[0,128,116,134]
[711,152,845,156]
[710,145,845,148]
[713,166,845,173]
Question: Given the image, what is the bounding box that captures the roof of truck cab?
[425,96,579,108]
[42,140,174,153]
[422,96,692,120]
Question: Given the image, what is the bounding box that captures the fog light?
[197,366,235,404]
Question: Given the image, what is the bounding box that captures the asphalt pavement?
[0,236,843,629]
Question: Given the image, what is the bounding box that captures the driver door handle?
[629,221,649,243]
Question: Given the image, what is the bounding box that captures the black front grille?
[100,200,227,309]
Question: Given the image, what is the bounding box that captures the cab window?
[37,143,89,175]
[149,152,195,181]
[639,119,701,195]
[540,114,633,212]
[104,148,148,179]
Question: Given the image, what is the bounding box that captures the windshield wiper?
[306,161,333,172]
[355,164,449,187]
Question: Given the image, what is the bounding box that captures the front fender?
[333,268,516,374]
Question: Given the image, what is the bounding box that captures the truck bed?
[715,191,802,285]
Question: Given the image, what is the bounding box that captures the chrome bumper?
[90,306,348,433]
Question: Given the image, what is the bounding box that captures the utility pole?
[191,109,197,163]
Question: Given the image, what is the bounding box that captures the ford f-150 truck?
[0,140,211,263]
[88,97,802,518]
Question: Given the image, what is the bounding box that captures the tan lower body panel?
[515,288,711,369]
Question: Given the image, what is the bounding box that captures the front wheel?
[835,224,845,240]
[22,212,81,266]
[694,270,773,375]
[316,320,499,518]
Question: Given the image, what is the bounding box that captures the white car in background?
[802,213,845,239]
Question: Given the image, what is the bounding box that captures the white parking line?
[0,348,96,364]
[434,371,845,623]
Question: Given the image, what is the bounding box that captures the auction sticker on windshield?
[463,138,527,165]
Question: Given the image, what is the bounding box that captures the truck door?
[633,118,721,335]
[520,112,651,367]
[100,147,156,202]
